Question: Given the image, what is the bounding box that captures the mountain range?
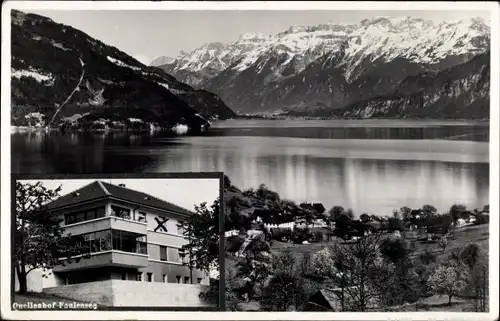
[151,16,491,119]
[10,10,236,130]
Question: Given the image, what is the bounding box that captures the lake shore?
[10,123,194,135]
[215,118,491,128]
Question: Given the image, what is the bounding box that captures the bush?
[418,248,436,265]
[474,214,489,225]
[312,231,324,243]
[380,237,410,263]
[291,228,311,244]
[270,228,292,242]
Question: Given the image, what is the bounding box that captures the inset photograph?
[11,174,223,310]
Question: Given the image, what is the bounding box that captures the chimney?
[118,183,126,187]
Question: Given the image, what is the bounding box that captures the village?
[225,202,488,255]
[223,186,490,312]
[12,111,193,134]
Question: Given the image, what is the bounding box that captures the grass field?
[270,224,489,261]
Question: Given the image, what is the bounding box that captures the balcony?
[64,216,147,236]
[53,251,149,272]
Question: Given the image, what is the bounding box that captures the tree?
[334,214,352,240]
[449,204,467,225]
[379,237,409,264]
[418,247,436,265]
[312,247,335,277]
[337,232,391,311]
[181,199,220,274]
[15,181,90,293]
[261,250,316,311]
[460,244,481,271]
[438,237,448,252]
[234,235,272,301]
[387,217,404,232]
[422,204,437,217]
[400,206,412,222]
[311,245,351,310]
[459,244,486,311]
[469,260,488,312]
[328,206,345,221]
[427,260,469,305]
[223,175,232,189]
[345,209,355,219]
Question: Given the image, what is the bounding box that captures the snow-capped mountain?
[152,16,490,117]
[152,33,274,86]
[149,55,176,66]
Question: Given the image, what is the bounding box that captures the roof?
[304,286,360,312]
[304,288,341,311]
[45,180,195,217]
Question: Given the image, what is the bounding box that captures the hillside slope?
[340,52,490,119]
[10,10,236,129]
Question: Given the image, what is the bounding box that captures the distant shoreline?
[233,115,491,123]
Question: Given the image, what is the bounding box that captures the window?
[184,276,190,284]
[65,214,76,225]
[121,271,127,280]
[159,246,168,261]
[95,230,112,251]
[137,212,146,223]
[197,278,202,284]
[64,206,106,225]
[111,205,131,219]
[96,207,106,218]
[86,210,96,220]
[136,236,148,254]
[76,212,85,222]
[136,272,143,281]
[163,274,168,283]
[111,230,147,254]
[176,276,181,284]
[147,272,153,282]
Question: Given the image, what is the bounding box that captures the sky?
[19,178,220,212]
[22,9,492,65]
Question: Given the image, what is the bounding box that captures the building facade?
[16,181,213,307]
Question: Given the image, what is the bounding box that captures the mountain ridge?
[151,15,490,118]
[10,9,236,129]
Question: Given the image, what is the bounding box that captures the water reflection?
[209,121,490,142]
[150,146,489,215]
[11,124,489,215]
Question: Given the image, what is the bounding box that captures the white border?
[1,1,499,320]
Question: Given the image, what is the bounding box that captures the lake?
[11,119,490,216]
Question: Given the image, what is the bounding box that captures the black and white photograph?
[11,174,222,310]
[1,0,499,320]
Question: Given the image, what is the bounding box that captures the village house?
[15,181,213,307]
